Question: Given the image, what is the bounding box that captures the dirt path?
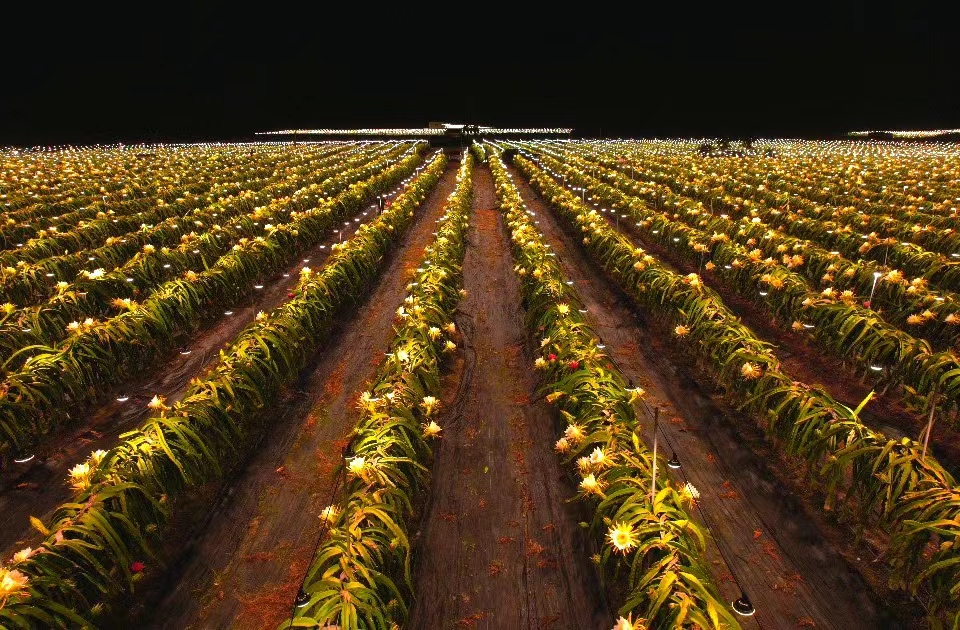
[0,167,420,557]
[138,160,460,630]
[508,164,907,629]
[407,166,611,630]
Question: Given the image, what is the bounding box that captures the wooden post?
[922,383,938,461]
[650,407,660,505]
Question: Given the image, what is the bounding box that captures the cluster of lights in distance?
[256,127,573,136]
[257,128,446,137]
[848,129,960,139]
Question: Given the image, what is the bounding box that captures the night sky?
[2,4,956,146]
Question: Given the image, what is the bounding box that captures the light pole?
[643,397,757,620]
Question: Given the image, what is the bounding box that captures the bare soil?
[508,164,913,629]
[407,166,611,629]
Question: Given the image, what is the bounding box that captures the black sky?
[2,3,956,145]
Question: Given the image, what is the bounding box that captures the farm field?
[0,138,959,629]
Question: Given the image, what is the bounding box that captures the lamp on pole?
[868,270,882,305]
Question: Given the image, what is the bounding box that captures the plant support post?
[922,383,938,461]
[650,406,660,505]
